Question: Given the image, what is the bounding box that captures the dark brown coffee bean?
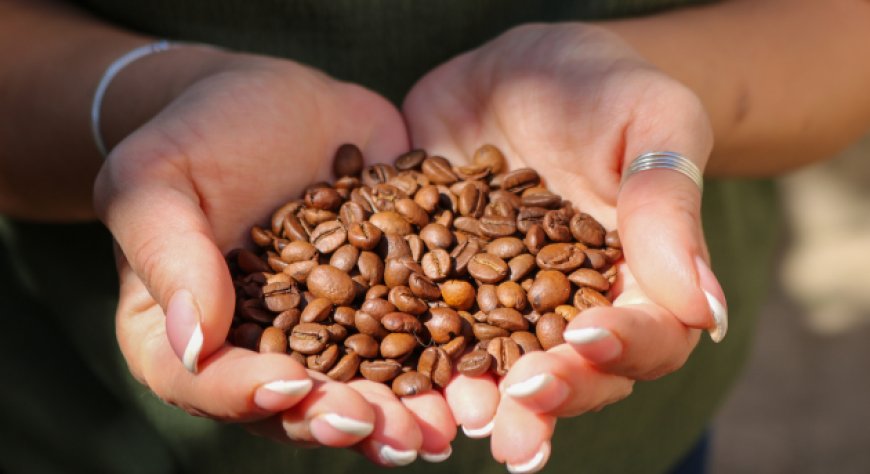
[440,336,468,359]
[300,297,333,323]
[309,220,346,254]
[496,281,527,311]
[458,184,486,218]
[357,251,384,287]
[395,198,429,228]
[570,213,606,247]
[237,299,274,324]
[392,371,432,397]
[273,308,301,332]
[516,207,547,234]
[381,312,423,334]
[502,168,540,193]
[605,230,621,249]
[467,253,509,284]
[307,344,340,373]
[485,237,526,259]
[476,284,499,313]
[236,249,269,274]
[344,333,380,359]
[543,209,573,242]
[394,149,427,170]
[479,214,516,238]
[405,234,424,262]
[472,144,506,174]
[361,163,398,188]
[369,211,413,236]
[511,331,543,354]
[327,351,360,382]
[252,327,283,355]
[568,268,611,292]
[329,244,359,273]
[305,186,342,211]
[521,187,561,208]
[354,311,388,339]
[421,156,458,184]
[289,323,330,355]
[457,350,493,377]
[424,307,463,343]
[360,298,397,319]
[472,323,510,340]
[439,280,475,311]
[408,273,441,301]
[421,249,452,281]
[250,226,275,248]
[487,337,521,376]
[280,240,319,263]
[388,286,428,315]
[306,264,355,305]
[233,322,263,351]
[535,313,566,350]
[487,307,529,332]
[450,239,480,276]
[283,259,317,283]
[507,253,536,282]
[528,270,572,313]
[347,221,382,250]
[333,144,364,178]
[418,347,452,388]
[584,249,607,270]
[380,332,418,359]
[536,243,586,272]
[574,287,612,310]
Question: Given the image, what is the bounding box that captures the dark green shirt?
[0,1,779,473]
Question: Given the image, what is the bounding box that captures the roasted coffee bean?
[450,239,480,276]
[605,230,622,249]
[300,297,333,323]
[360,298,396,319]
[421,249,452,281]
[394,149,427,170]
[511,331,542,354]
[421,156,459,184]
[521,187,561,208]
[283,259,317,283]
[273,308,301,332]
[339,201,368,227]
[389,286,428,315]
[536,313,566,350]
[271,200,303,235]
[365,284,390,300]
[237,249,270,274]
[392,371,432,397]
[258,326,288,353]
[329,244,360,272]
[369,183,405,212]
[251,226,275,248]
[301,207,337,227]
[381,311,423,333]
[380,332,418,359]
[408,273,441,300]
[502,168,540,193]
[543,209,573,242]
[333,175,361,192]
[485,237,525,259]
[406,234,425,262]
[326,323,348,342]
[307,344,340,373]
[307,264,355,305]
[360,359,403,382]
[568,268,610,292]
[354,311,388,339]
[439,280,475,311]
[570,213,606,247]
[289,323,330,354]
[309,220,347,254]
[473,323,510,340]
[516,207,547,234]
[280,240,319,263]
[361,163,397,188]
[453,216,482,236]
[419,223,453,250]
[238,299,275,324]
[418,347,452,388]
[467,253,509,283]
[487,337,521,376]
[265,272,293,285]
[369,211,413,236]
[347,221,382,250]
[555,305,581,322]
[584,248,607,269]
[413,185,439,213]
[507,253,536,282]
[472,144,506,174]
[440,336,468,359]
[536,243,586,272]
[233,322,263,351]
[424,307,463,343]
[305,186,342,211]
[476,284,499,312]
[395,198,429,228]
[344,333,380,359]
[574,287,612,309]
[267,253,290,272]
[357,251,384,286]
[487,307,529,332]
[454,164,491,181]
[528,270,572,313]
[333,144,364,178]
[327,351,360,382]
[385,256,421,287]
[458,184,486,218]
[603,247,623,263]
[496,281,527,311]
[479,214,516,238]
[282,213,310,242]
[457,350,492,377]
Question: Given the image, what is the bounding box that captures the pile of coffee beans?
[226,144,621,397]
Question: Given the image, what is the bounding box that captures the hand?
[404,23,727,471]
[94,51,455,464]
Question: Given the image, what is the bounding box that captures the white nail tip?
[379,444,418,466]
[505,373,554,398]
[182,322,203,373]
[563,327,612,345]
[320,413,374,437]
[420,446,452,463]
[462,419,495,438]
[506,441,551,474]
[704,290,728,343]
[261,379,313,396]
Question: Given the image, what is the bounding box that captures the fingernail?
[563,327,611,345]
[254,379,313,410]
[420,445,452,463]
[504,373,554,398]
[318,413,374,437]
[377,442,418,466]
[165,289,203,373]
[564,326,622,363]
[462,419,494,438]
[695,256,728,343]
[506,441,551,474]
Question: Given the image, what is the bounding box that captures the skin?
[2,0,870,470]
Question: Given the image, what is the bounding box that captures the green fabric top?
[0,1,779,473]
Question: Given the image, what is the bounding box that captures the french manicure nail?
[506,441,551,474]
[704,290,728,343]
[166,289,203,374]
[377,443,418,466]
[254,379,313,411]
[319,413,374,437]
[261,379,313,396]
[504,373,554,399]
[462,419,494,438]
[563,327,612,345]
[420,445,452,463]
[695,256,728,343]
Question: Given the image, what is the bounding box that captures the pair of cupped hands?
[93,23,726,471]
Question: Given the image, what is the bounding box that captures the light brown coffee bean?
[511,331,543,354]
[419,223,453,250]
[413,185,440,213]
[327,351,360,382]
[408,273,441,300]
[271,200,303,235]
[280,240,319,263]
[307,264,355,305]
[555,305,581,322]
[329,244,360,273]
[395,198,429,228]
[476,284,499,313]
[388,286,428,315]
[307,344,340,373]
[261,281,299,312]
[326,323,348,342]
[392,371,432,397]
[309,220,347,254]
[472,144,506,174]
[605,230,621,249]
[536,243,586,272]
[479,214,517,238]
[305,186,342,211]
[584,248,607,269]
[528,270,572,313]
[473,323,510,341]
[487,337,521,376]
[250,226,275,248]
[439,279,475,311]
[384,257,421,288]
[424,307,463,343]
[570,213,606,247]
[487,307,528,332]
[300,297,333,323]
[421,249,452,281]
[421,156,459,184]
[573,287,612,310]
[273,308,301,332]
[418,347,452,388]
[457,350,492,377]
[521,187,561,208]
[289,322,330,355]
[381,332,418,359]
[361,163,398,188]
[496,281,527,311]
[360,359,403,382]
[467,253,509,284]
[440,336,468,359]
[283,259,317,283]
[485,237,526,259]
[394,149,427,170]
[354,311,388,339]
[502,168,540,193]
[368,211,412,236]
[568,268,611,292]
[543,209,573,242]
[458,184,486,218]
[507,253,536,282]
[453,216,483,236]
[357,251,384,287]
[360,298,396,319]
[381,312,424,334]
[347,221,382,250]
[258,326,287,353]
[405,234,424,262]
[536,313,567,350]
[516,207,547,234]
[333,144,364,178]
[450,239,480,276]
[339,201,369,228]
[344,333,380,359]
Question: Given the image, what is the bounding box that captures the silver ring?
[621,151,704,193]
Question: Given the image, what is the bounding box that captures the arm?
[600,0,870,176]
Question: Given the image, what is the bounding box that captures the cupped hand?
[404,23,727,471]
[94,52,455,464]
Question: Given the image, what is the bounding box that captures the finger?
[498,346,634,417]
[116,261,312,419]
[279,372,376,447]
[401,390,457,463]
[346,380,423,467]
[443,373,500,438]
[490,396,555,474]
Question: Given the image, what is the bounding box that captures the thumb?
[95,155,234,373]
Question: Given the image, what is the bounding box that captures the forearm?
[0,0,223,220]
[598,0,870,176]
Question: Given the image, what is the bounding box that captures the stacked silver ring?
[622,151,704,193]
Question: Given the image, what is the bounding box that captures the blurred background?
[710,135,870,473]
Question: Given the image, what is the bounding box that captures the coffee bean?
[473,323,510,340]
[584,248,607,269]
[357,251,384,287]
[344,333,380,359]
[392,371,432,397]
[236,249,270,275]
[458,184,486,218]
[536,243,586,272]
[485,237,526,259]
[516,207,547,234]
[384,256,421,287]
[605,230,621,249]
[535,313,566,350]
[301,207,337,227]
[250,226,275,248]
[555,305,581,322]
[360,298,396,319]
[479,214,516,238]
[361,164,398,188]
[305,186,342,211]
[507,253,536,282]
[496,281,528,311]
[300,297,333,323]
[388,286,428,315]
[521,187,561,208]
[487,337,521,376]
[439,279,475,311]
[570,213,605,247]
[573,287,612,310]
[258,326,287,353]
[510,331,542,354]
[395,149,427,170]
[283,259,317,283]
[347,221,382,250]
[408,273,441,300]
[502,168,540,193]
[424,307,463,343]
[419,223,453,250]
[418,347,452,388]
[476,284,499,313]
[568,268,610,292]
[381,332,418,359]
[413,185,440,213]
[354,311,388,339]
[309,220,347,254]
[421,249,452,281]
[289,322,330,354]
[307,344,340,373]
[543,209,573,242]
[453,216,483,236]
[369,211,412,236]
[457,350,493,377]
[329,244,359,272]
[327,351,360,382]
[326,323,348,342]
[405,234,425,262]
[360,359,403,382]
[395,198,429,227]
[528,270,571,313]
[273,309,301,332]
[472,144,506,174]
[381,311,423,334]
[467,253,509,283]
[305,264,356,305]
[333,144,364,178]
[440,336,468,359]
[380,232,412,260]
[339,201,369,227]
[365,284,390,300]
[271,200,303,235]
[487,307,529,332]
[450,239,480,276]
[421,156,459,184]
[280,240,319,263]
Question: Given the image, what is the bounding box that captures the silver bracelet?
[621,151,704,193]
[90,40,177,158]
